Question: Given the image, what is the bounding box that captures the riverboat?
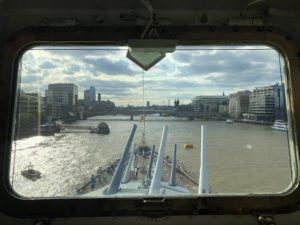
[77,124,208,196]
[271,120,288,131]
[90,122,110,134]
[226,119,234,123]
[39,123,61,135]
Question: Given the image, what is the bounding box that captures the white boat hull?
[271,120,288,131]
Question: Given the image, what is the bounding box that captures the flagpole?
[142,70,146,146]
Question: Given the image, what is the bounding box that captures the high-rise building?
[229,90,251,118]
[192,96,229,113]
[45,83,78,120]
[84,86,96,106]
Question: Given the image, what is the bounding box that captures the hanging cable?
[142,70,146,146]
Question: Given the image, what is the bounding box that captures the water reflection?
[10,116,291,197]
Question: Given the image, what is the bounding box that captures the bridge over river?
[61,110,228,133]
[96,108,228,118]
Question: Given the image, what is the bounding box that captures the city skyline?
[20,45,284,106]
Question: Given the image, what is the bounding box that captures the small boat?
[184,144,194,149]
[271,120,288,131]
[226,119,234,123]
[21,163,42,182]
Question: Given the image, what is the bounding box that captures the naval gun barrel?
[149,125,168,195]
[198,125,209,194]
[144,145,155,185]
[122,144,136,184]
[106,124,137,194]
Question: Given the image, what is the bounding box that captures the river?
[10,115,292,197]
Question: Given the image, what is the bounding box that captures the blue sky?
[20,45,284,106]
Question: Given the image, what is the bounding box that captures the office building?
[19,92,45,114]
[45,83,78,120]
[243,85,276,122]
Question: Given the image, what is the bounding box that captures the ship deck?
[77,151,199,196]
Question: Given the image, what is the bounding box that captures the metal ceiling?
[1,0,300,10]
[0,0,300,45]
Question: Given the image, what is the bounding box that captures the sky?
[20,45,284,106]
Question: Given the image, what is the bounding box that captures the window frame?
[0,26,299,218]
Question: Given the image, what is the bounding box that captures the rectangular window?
[10,45,293,198]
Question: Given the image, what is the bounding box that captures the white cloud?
[19,45,283,106]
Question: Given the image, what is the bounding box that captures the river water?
[10,115,292,197]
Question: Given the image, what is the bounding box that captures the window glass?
[10,45,293,197]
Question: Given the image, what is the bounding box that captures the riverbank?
[15,115,275,140]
